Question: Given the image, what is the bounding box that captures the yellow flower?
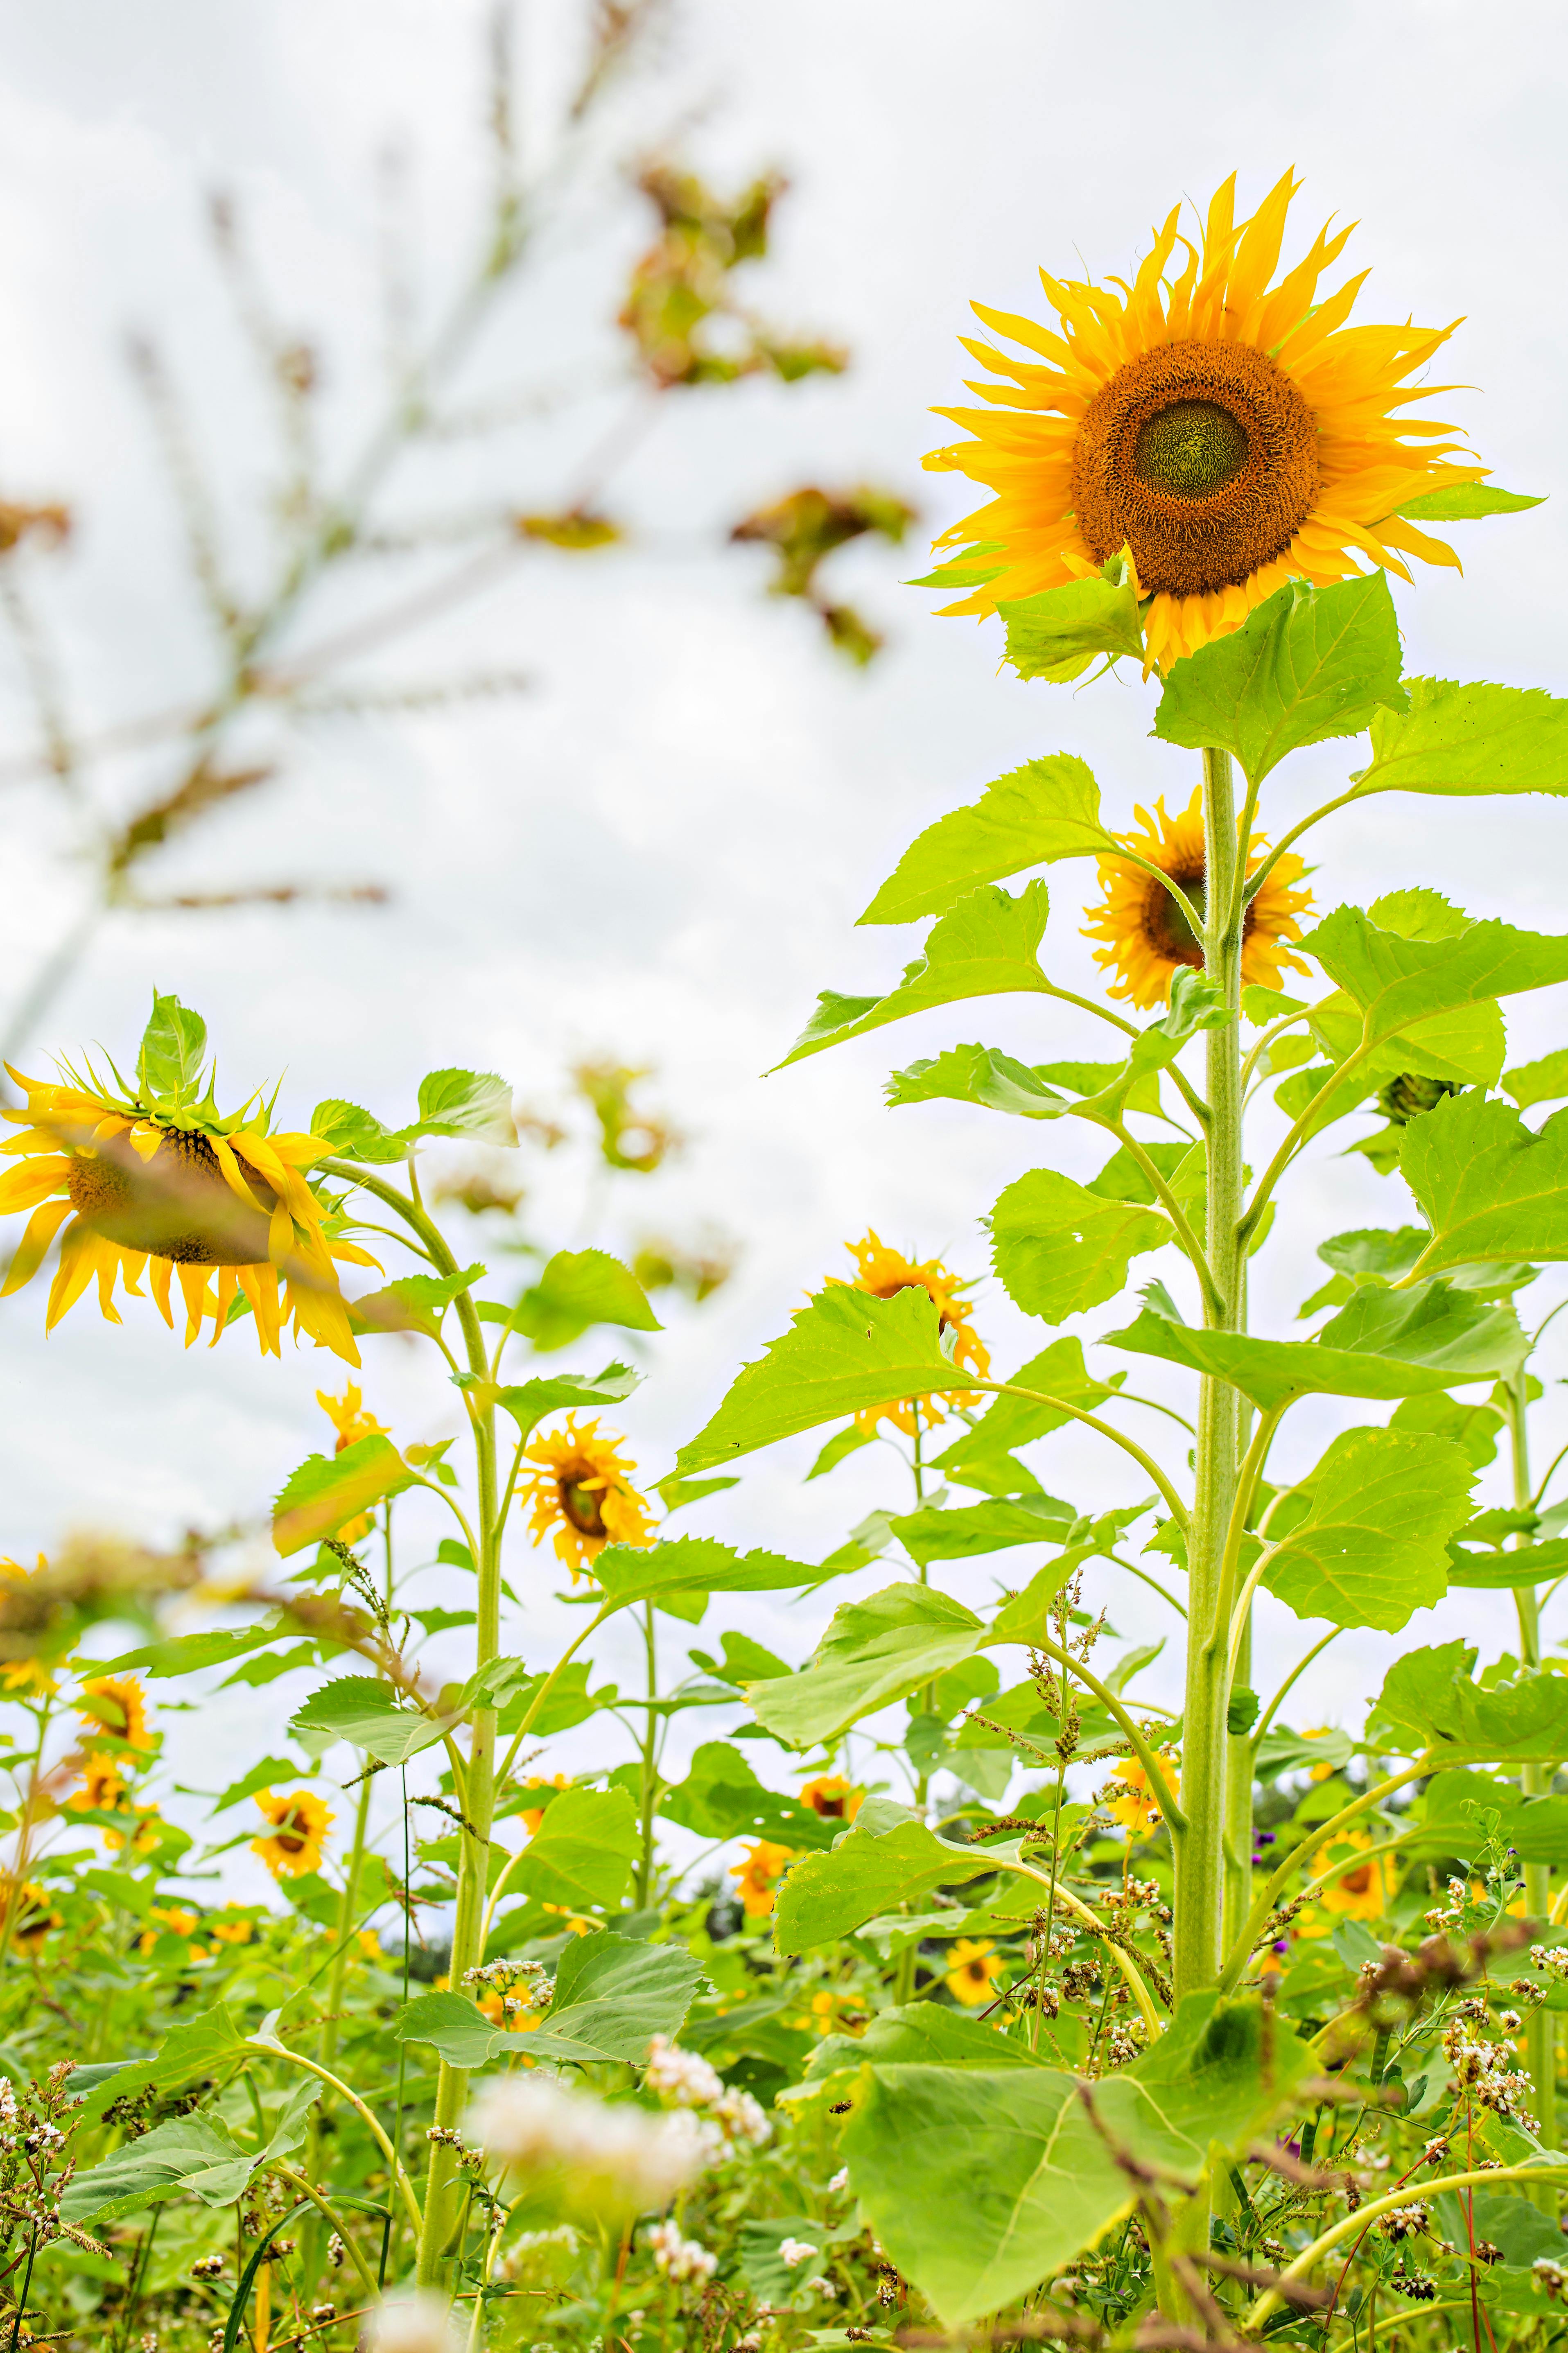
[68,1751,129,1816]
[210,1916,254,1947]
[0,1558,56,1696]
[837,1231,989,1436]
[1083,787,1314,1011]
[520,1773,569,1834]
[0,1010,377,1364]
[316,1382,389,1537]
[730,1840,793,1919]
[925,169,1486,672]
[75,1674,151,1750]
[1103,1750,1180,1834]
[0,1878,59,1955]
[1301,1726,1338,1783]
[800,1776,863,1825]
[517,1419,655,1577]
[103,1803,163,1857]
[138,1903,200,1954]
[251,1788,334,1880]
[357,1927,383,1961]
[945,1938,1004,2006]
[1312,1826,1391,1922]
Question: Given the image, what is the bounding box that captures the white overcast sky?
[1,0,1566,1888]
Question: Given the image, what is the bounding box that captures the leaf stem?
[972,1380,1189,1533]
[1217,1757,1433,1992]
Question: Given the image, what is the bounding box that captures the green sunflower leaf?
[843,1992,1309,2329]
[885,1043,1073,1121]
[996,562,1145,684]
[776,883,1053,1068]
[773,1815,1000,1955]
[309,1098,407,1164]
[990,1168,1172,1323]
[411,1067,517,1144]
[747,1584,986,1748]
[138,991,210,1106]
[1299,901,1568,1065]
[887,1496,1074,1567]
[1373,1643,1568,1762]
[1505,1048,1568,1111]
[676,1285,968,1473]
[1447,1538,1568,1590]
[590,1535,839,1609]
[60,2112,258,2224]
[1347,676,1568,801]
[351,1263,485,1338]
[659,1743,839,1850]
[1402,1093,1568,1278]
[1397,485,1545,522]
[1151,574,1407,784]
[485,1361,642,1442]
[510,1784,640,1913]
[495,1248,661,1353]
[934,1337,1121,1484]
[395,1931,702,2069]
[289,1676,456,1766]
[1104,1278,1525,1413]
[271,1434,415,1557]
[1259,1427,1475,1631]
[858,754,1112,926]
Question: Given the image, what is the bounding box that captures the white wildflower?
[644,2034,725,2107]
[467,2076,712,2210]
[804,2275,840,2299]
[778,2238,820,2269]
[827,2166,850,2194]
[359,2291,462,2353]
[713,2086,772,2149]
[647,2218,718,2283]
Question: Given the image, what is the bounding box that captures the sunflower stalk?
[1507,1364,1559,2184]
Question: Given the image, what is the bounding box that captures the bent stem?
[1217,1758,1434,1992]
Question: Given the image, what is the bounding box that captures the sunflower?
[75,1673,151,1750]
[519,1773,570,1834]
[517,1418,655,1578]
[68,1752,129,1816]
[925,170,1487,671]
[1084,788,1314,1010]
[252,1788,334,1880]
[1312,1826,1391,1922]
[0,1878,59,1956]
[837,1232,989,1436]
[945,1937,1004,2006]
[0,1001,377,1364]
[729,1839,793,1919]
[210,1915,255,1947]
[1103,1750,1180,1834]
[317,1383,389,1538]
[103,1802,164,1857]
[800,1775,863,1824]
[0,1557,56,1696]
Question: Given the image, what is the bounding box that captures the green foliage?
[996,558,1144,682]
[497,1247,661,1350]
[935,1337,1118,1486]
[138,990,210,1106]
[396,1931,701,2067]
[1375,1642,1568,1759]
[1399,483,1544,520]
[677,1283,964,1472]
[748,1584,985,1746]
[990,1168,1171,1322]
[487,1360,642,1439]
[1505,1046,1568,1109]
[271,1432,413,1555]
[1348,675,1568,801]
[773,1815,999,1953]
[1151,574,1407,783]
[778,883,1052,1066]
[290,1676,456,1765]
[510,1784,640,1910]
[859,754,1110,925]
[1403,1091,1568,1275]
[661,1743,838,1849]
[1259,1426,1475,1630]
[591,1534,834,1610]
[413,1066,516,1142]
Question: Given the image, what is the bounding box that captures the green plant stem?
[1251,1626,1342,1751]
[1217,1758,1435,1992]
[971,1380,1190,1532]
[1102,1119,1222,1315]
[636,1605,660,1907]
[304,1761,374,2222]
[1508,1364,1558,2178]
[1025,1628,1186,1836]
[315,1160,498,2290]
[1222,1607,1253,1956]
[1173,746,1244,2006]
[1245,2162,1568,2331]
[246,2041,423,2236]
[269,2165,380,2301]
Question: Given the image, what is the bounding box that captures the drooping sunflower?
[925,170,1487,671]
[837,1231,989,1436]
[944,1937,1004,2007]
[252,1788,334,1880]
[800,1775,863,1825]
[0,997,377,1364]
[76,1673,151,1750]
[517,1418,656,1578]
[729,1838,793,1919]
[1084,787,1314,1010]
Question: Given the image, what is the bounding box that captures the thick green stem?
[305,1766,373,2211]
[1173,747,1244,2003]
[1222,1608,1253,1956]
[636,1607,660,1908]
[1509,1368,1559,2176]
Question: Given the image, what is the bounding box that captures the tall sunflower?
[0,996,376,1364]
[926,171,1486,670]
[1084,787,1314,1009]
[837,1231,988,1436]
[517,1418,655,1577]
[252,1788,334,1880]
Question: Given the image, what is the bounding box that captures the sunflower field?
[9,81,1568,2353]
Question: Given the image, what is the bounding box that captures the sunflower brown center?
[67,1127,278,1266]
[560,1477,608,1538]
[1073,340,1319,599]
